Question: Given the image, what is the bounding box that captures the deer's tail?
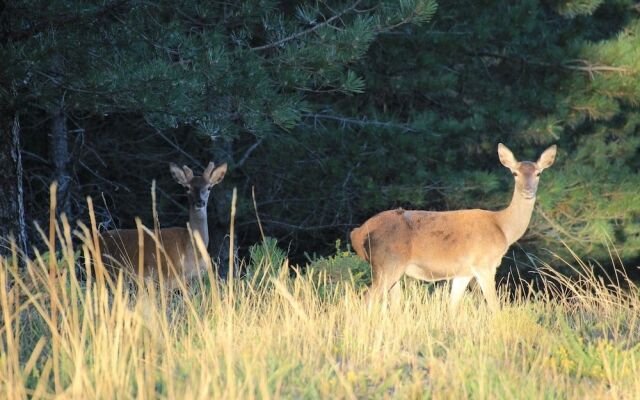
[350,225,371,262]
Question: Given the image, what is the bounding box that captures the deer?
[350,143,557,312]
[99,161,227,290]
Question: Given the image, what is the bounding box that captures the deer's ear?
[203,162,215,180]
[206,163,227,186]
[170,163,190,187]
[498,143,518,170]
[537,145,557,170]
[182,165,194,182]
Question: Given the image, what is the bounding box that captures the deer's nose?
[195,200,206,208]
[522,187,536,199]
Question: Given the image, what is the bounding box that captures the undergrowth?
[0,209,639,399]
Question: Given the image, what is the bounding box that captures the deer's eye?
[536,172,541,177]
[512,172,518,177]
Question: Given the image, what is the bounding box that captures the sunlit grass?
[0,199,639,399]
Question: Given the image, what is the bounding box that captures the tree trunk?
[0,114,28,256]
[50,108,71,218]
[209,137,236,279]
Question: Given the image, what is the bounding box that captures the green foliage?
[246,236,288,286]
[544,322,640,380]
[341,70,366,95]
[2,0,438,137]
[556,0,606,17]
[306,240,371,289]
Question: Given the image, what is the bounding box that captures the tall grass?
[0,194,639,399]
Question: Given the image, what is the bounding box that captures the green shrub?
[246,237,288,287]
[305,239,371,290]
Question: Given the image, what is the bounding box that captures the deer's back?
[100,227,199,285]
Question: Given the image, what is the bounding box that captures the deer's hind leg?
[449,276,473,312]
[363,221,411,309]
[366,256,407,308]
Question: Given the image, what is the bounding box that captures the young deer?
[100,161,227,289]
[350,144,557,311]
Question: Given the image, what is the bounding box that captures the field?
[1,215,639,399]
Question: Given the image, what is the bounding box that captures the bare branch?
[466,51,631,78]
[256,218,355,232]
[235,138,264,169]
[301,112,421,133]
[562,59,630,80]
[150,127,203,168]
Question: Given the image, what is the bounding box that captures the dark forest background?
[1,0,639,276]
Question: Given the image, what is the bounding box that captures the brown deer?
[350,143,557,311]
[100,161,227,289]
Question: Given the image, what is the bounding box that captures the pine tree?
[2,0,437,259]
[0,116,27,256]
[246,0,640,264]
[4,0,639,267]
[357,0,640,262]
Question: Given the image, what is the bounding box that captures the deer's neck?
[189,207,209,247]
[495,188,536,246]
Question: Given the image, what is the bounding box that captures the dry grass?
[0,195,639,399]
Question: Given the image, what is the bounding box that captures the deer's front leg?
[473,267,500,312]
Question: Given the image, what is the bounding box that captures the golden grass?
[0,193,639,399]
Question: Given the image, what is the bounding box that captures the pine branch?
[4,0,129,42]
[536,206,589,244]
[302,112,419,133]
[250,0,363,52]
